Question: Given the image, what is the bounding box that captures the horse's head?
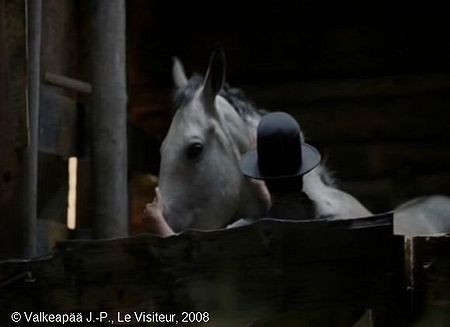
[159,49,262,232]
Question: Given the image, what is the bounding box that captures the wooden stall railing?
[0,214,408,326]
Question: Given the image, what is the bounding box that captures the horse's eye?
[186,142,204,159]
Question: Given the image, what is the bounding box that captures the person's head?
[240,112,321,194]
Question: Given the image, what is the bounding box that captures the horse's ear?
[202,46,226,104]
[172,57,188,88]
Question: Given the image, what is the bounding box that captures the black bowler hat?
[240,112,321,180]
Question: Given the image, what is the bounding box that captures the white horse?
[159,49,450,236]
[159,51,267,232]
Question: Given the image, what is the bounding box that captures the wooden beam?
[18,0,42,258]
[408,236,450,324]
[90,0,128,238]
[44,72,92,94]
[245,73,450,105]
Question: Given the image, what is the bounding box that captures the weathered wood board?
[0,0,28,260]
[0,214,406,326]
[39,88,79,157]
[408,236,450,326]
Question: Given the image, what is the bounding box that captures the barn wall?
[127,0,450,215]
[247,74,450,212]
[0,0,97,253]
[0,0,28,259]
[35,0,84,253]
[2,1,448,246]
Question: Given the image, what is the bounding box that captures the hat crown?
[257,112,302,177]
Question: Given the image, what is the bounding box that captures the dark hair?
[172,74,266,121]
[265,176,303,194]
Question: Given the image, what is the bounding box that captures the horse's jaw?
[160,181,243,232]
[165,206,238,232]
[159,196,194,233]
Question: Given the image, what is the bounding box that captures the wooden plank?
[44,72,92,93]
[0,0,28,148]
[39,87,79,157]
[245,73,450,104]
[285,94,450,144]
[322,143,450,180]
[0,0,28,260]
[37,153,69,252]
[408,236,450,326]
[0,214,406,326]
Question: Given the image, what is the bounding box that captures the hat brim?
[240,143,321,180]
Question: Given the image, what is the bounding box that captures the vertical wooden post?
[90,0,128,238]
[20,0,42,257]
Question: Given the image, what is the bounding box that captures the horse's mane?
[172,75,337,187]
[172,74,266,121]
[221,83,267,121]
[315,163,338,188]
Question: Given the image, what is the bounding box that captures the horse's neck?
[303,166,373,219]
[223,111,265,221]
[215,96,260,154]
[235,178,270,220]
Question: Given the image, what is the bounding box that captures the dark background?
[127,0,450,214]
[1,1,450,254]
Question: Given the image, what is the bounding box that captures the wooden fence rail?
[0,214,410,326]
